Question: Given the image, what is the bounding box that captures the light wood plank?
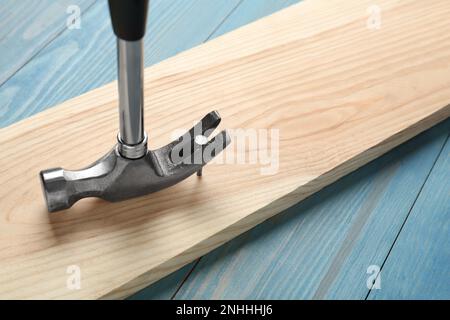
[0,0,450,299]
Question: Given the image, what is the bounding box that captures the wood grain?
[0,0,450,299]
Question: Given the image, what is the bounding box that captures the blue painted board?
[173,120,450,299]
[0,0,95,86]
[368,133,450,300]
[0,0,241,128]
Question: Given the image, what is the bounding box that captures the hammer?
[40,0,230,212]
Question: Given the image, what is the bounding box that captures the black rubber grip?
[108,0,149,41]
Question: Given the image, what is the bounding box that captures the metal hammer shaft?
[117,38,144,146]
[109,0,150,156]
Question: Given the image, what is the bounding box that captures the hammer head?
[40,111,230,212]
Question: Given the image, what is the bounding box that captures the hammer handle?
[108,0,149,41]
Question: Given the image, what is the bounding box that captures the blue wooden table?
[0,0,448,300]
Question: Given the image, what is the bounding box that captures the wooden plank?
[0,0,449,299]
[0,0,241,128]
[368,134,450,300]
[173,120,449,299]
[0,0,95,86]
